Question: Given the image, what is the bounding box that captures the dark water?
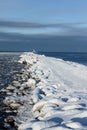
[0,53,22,89]
[0,53,23,129]
[39,52,87,65]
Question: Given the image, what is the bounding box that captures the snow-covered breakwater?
[3,52,87,130]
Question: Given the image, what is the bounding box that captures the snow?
[17,52,87,130]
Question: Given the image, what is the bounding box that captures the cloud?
[0,20,84,29]
[0,20,87,37]
[0,32,53,42]
[0,31,87,41]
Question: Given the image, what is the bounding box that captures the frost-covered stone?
[0,89,9,93]
[10,102,21,109]
[7,85,15,90]
[27,78,36,88]
[12,81,21,87]
[4,116,14,123]
[3,99,12,106]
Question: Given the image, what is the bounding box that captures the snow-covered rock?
[9,52,87,130]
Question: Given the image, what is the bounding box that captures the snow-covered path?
[18,52,87,130]
[47,57,87,91]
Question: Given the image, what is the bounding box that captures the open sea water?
[0,53,23,89]
[39,52,87,66]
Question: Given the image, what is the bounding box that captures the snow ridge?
[6,52,87,130]
[17,52,87,130]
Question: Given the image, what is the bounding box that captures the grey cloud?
[0,20,87,38]
[0,31,52,42]
[1,20,87,37]
[0,20,42,28]
[0,31,87,41]
[0,20,84,29]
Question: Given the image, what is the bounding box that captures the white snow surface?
[18,52,87,130]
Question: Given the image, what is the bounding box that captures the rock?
[0,89,9,93]
[7,92,12,96]
[22,85,31,91]
[26,78,36,89]
[5,110,12,113]
[10,102,21,109]
[12,81,21,87]
[3,99,12,106]
[2,106,10,111]
[21,91,27,96]
[4,116,15,129]
[7,85,15,91]
[16,86,20,89]
[14,89,21,96]
[22,61,27,65]
[21,77,27,82]
[16,92,22,96]
[19,86,24,90]
[4,116,14,123]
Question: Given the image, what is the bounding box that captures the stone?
[12,81,21,87]
[0,89,9,93]
[22,61,27,65]
[10,102,21,109]
[7,92,12,96]
[4,116,14,123]
[22,91,27,96]
[27,78,36,89]
[3,99,12,106]
[19,86,24,90]
[7,85,15,91]
[5,110,12,113]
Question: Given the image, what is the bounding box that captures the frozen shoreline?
[2,52,87,130]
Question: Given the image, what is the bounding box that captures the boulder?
[10,102,21,109]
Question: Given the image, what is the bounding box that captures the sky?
[0,0,87,52]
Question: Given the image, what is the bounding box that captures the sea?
[0,52,87,129]
[39,52,87,66]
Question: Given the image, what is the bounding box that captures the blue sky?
[0,0,87,52]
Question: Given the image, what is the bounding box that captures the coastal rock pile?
[1,52,87,130]
[0,53,45,129]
